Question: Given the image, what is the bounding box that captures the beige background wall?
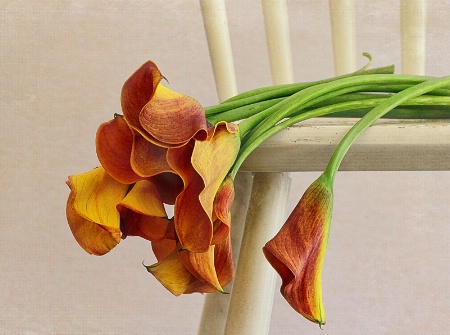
[1,0,449,334]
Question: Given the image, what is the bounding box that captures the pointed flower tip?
[263,173,333,324]
[142,261,151,271]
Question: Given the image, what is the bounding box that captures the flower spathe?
[66,167,126,255]
[145,234,234,295]
[121,60,208,147]
[168,122,240,252]
[263,173,333,326]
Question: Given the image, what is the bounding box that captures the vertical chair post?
[329,0,357,75]
[198,1,253,334]
[199,0,237,102]
[224,173,291,334]
[400,0,427,75]
[224,1,294,333]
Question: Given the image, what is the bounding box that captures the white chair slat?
[401,0,427,75]
[329,0,357,75]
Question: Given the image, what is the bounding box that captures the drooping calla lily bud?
[263,173,333,326]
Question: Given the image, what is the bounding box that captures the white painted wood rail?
[197,0,448,334]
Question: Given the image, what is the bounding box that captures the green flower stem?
[323,76,450,182]
[204,64,396,116]
[324,98,450,119]
[237,83,387,138]
[229,92,450,179]
[221,60,394,103]
[206,98,283,125]
[207,93,450,124]
[216,84,374,132]
[238,75,442,149]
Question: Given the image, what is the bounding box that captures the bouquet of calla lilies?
[66,56,450,327]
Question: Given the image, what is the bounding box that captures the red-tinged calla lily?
[139,84,209,146]
[66,167,128,255]
[96,114,174,185]
[262,173,333,326]
[168,122,240,252]
[144,235,234,295]
[96,114,141,184]
[121,60,208,147]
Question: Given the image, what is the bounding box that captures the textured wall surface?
[1,0,449,334]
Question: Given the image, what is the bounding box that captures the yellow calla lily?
[145,234,234,295]
[66,167,128,255]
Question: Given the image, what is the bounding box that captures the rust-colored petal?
[151,233,177,262]
[212,234,234,289]
[211,175,235,245]
[117,180,169,241]
[130,130,173,177]
[168,142,212,253]
[66,167,128,255]
[96,115,142,184]
[150,172,184,205]
[263,174,333,326]
[178,245,224,293]
[139,84,208,146]
[193,123,240,245]
[184,234,234,294]
[121,60,162,134]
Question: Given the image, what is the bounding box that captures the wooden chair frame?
[196,1,449,334]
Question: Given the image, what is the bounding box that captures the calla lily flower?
[263,173,333,326]
[143,173,236,295]
[145,234,234,295]
[67,60,241,297]
[168,122,240,253]
[121,60,208,147]
[66,167,175,255]
[66,167,128,255]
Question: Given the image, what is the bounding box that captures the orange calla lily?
[143,173,236,295]
[145,234,234,295]
[168,122,240,252]
[96,114,174,185]
[121,60,208,147]
[263,174,333,326]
